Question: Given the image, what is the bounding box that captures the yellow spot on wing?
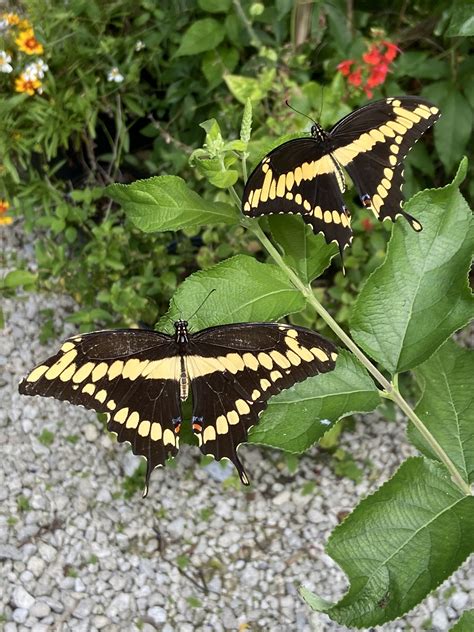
[324,210,332,224]
[72,362,95,383]
[286,349,302,366]
[59,364,76,382]
[227,410,240,425]
[243,353,259,371]
[108,360,124,380]
[260,378,271,391]
[82,383,95,396]
[257,352,273,370]
[151,423,162,441]
[138,420,150,437]
[95,389,107,403]
[163,428,175,445]
[286,172,294,191]
[251,389,261,400]
[45,350,78,380]
[311,348,329,362]
[270,370,282,381]
[270,350,291,369]
[260,168,273,202]
[122,358,146,380]
[61,342,75,353]
[216,416,228,435]
[107,400,116,411]
[236,399,251,414]
[114,407,129,424]
[92,362,108,382]
[26,365,48,382]
[276,174,285,197]
[126,411,140,429]
[203,425,216,442]
[294,166,303,185]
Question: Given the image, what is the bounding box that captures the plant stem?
[240,215,471,496]
[232,0,262,47]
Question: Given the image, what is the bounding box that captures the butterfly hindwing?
[243,139,353,251]
[19,330,182,492]
[329,96,440,228]
[186,323,338,483]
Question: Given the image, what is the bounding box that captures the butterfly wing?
[19,329,182,494]
[329,96,440,229]
[186,323,338,484]
[242,138,353,251]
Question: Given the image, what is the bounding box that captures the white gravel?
[1,224,472,630]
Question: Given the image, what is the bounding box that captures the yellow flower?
[18,19,32,30]
[15,73,42,95]
[0,216,13,225]
[2,12,21,26]
[15,29,44,55]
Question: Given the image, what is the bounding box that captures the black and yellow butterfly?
[19,320,337,493]
[242,96,440,253]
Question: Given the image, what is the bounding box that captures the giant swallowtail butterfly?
[19,321,337,494]
[242,96,440,253]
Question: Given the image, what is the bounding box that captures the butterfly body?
[19,320,337,492]
[242,96,440,252]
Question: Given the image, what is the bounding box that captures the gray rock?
[106,593,132,619]
[30,601,51,619]
[73,598,93,619]
[93,615,111,629]
[12,608,28,624]
[147,606,167,624]
[83,423,99,442]
[451,591,469,611]
[0,545,22,561]
[42,596,64,613]
[432,607,449,630]
[12,586,35,609]
[27,556,46,578]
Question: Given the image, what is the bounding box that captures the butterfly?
[19,320,337,494]
[242,96,440,254]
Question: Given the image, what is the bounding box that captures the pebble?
[1,225,472,631]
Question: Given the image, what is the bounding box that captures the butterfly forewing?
[19,330,182,493]
[187,323,337,484]
[242,96,440,249]
[329,96,440,228]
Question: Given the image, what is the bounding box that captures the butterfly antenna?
[285,100,318,127]
[187,289,216,322]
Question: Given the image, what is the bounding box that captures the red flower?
[361,218,373,231]
[348,68,362,87]
[366,63,389,88]
[382,41,400,62]
[337,59,354,76]
[362,44,383,66]
[364,86,374,99]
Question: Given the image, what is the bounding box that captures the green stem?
[239,214,471,496]
[232,0,262,47]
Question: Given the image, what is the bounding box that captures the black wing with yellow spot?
[329,96,440,229]
[186,323,337,485]
[242,96,440,250]
[19,330,181,495]
[243,138,353,251]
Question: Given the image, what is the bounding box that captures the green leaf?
[450,610,474,631]
[446,3,474,36]
[198,0,231,12]
[175,18,225,56]
[106,176,239,232]
[248,351,380,452]
[268,215,338,283]
[433,90,472,173]
[409,340,474,484]
[157,255,305,333]
[350,159,474,374]
[1,270,37,289]
[301,457,474,628]
[224,69,275,104]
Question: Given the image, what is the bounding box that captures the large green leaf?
[451,610,474,631]
[446,3,474,36]
[224,69,275,104]
[350,159,473,374]
[175,18,224,56]
[268,215,338,283]
[409,339,474,484]
[157,255,305,333]
[301,457,474,628]
[248,351,380,452]
[106,176,239,232]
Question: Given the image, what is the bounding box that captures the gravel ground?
[1,225,472,631]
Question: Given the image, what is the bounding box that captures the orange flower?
[366,63,389,88]
[382,41,400,62]
[15,29,44,55]
[0,199,12,225]
[348,68,362,87]
[337,59,354,77]
[363,44,383,66]
[15,73,42,95]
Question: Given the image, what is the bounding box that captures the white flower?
[135,40,145,52]
[24,59,49,80]
[0,50,12,73]
[0,19,8,31]
[107,67,124,83]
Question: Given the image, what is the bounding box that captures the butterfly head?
[174,319,189,344]
[311,122,327,143]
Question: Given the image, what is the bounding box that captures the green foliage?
[350,159,473,374]
[38,429,55,446]
[249,352,380,452]
[451,610,474,631]
[410,340,474,484]
[301,458,474,627]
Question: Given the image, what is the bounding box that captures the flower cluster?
[337,40,399,98]
[0,199,13,226]
[0,11,47,95]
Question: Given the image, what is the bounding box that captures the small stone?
[73,598,93,619]
[30,601,51,619]
[432,607,449,630]
[0,545,22,561]
[12,585,35,609]
[12,608,28,624]
[451,591,469,611]
[4,624,17,632]
[83,423,99,442]
[147,606,167,624]
[273,490,291,506]
[27,556,46,578]
[42,597,64,613]
[93,615,111,629]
